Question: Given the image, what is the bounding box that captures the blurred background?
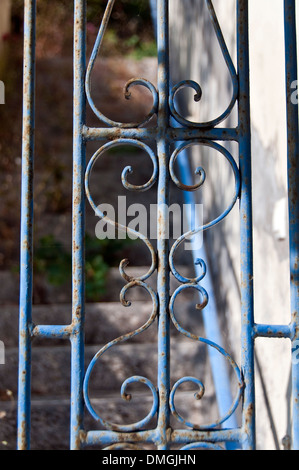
[0,0,158,305]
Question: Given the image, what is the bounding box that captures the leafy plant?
[11,0,155,58]
[34,235,71,287]
[85,253,108,301]
[33,233,134,301]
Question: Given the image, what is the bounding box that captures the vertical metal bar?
[237,0,256,450]
[71,0,86,450]
[151,1,239,448]
[17,0,36,450]
[284,0,299,450]
[156,0,170,450]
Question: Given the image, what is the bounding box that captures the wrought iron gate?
[17,0,298,450]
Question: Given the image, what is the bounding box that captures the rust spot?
[245,403,254,426]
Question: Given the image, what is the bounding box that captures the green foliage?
[85,253,108,301]
[129,39,157,60]
[11,0,155,58]
[87,0,155,57]
[33,233,134,302]
[34,235,71,287]
[86,0,152,28]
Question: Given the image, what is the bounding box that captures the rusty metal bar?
[151,0,241,450]
[284,0,299,450]
[252,323,294,340]
[237,0,256,450]
[83,125,239,142]
[71,0,87,450]
[31,324,73,340]
[17,0,36,450]
[81,427,242,448]
[156,0,171,450]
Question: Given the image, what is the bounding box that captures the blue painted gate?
[18,0,298,450]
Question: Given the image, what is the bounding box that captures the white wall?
[170,0,298,450]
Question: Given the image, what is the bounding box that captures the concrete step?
[1,294,204,349]
[0,340,209,398]
[0,387,218,450]
[0,264,195,304]
[0,328,216,450]
[0,264,213,450]
[1,301,158,348]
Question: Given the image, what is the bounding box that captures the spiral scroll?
[85,0,158,128]
[103,443,145,450]
[169,0,238,128]
[83,281,159,431]
[169,279,244,430]
[168,137,243,429]
[169,140,240,285]
[82,0,245,446]
[85,139,158,282]
[180,442,224,450]
[83,137,160,431]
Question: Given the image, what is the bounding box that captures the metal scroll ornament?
[83,0,244,445]
[84,139,159,431]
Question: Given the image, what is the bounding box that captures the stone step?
[0,340,210,398]
[0,389,218,450]
[1,301,158,348]
[0,264,196,304]
[1,296,204,349]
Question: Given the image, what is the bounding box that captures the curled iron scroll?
[180,442,224,450]
[85,139,158,282]
[169,283,244,430]
[169,140,240,284]
[168,138,243,429]
[85,0,158,128]
[84,137,159,431]
[83,280,159,431]
[103,443,145,450]
[169,0,238,128]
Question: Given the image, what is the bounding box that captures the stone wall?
[169,0,296,450]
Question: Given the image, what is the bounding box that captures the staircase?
[0,266,217,450]
[0,54,219,450]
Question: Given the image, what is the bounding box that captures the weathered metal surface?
[81,0,244,450]
[17,0,36,451]
[284,0,299,451]
[70,0,87,450]
[17,0,298,451]
[236,0,255,451]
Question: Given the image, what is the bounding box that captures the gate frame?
[17,0,298,450]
